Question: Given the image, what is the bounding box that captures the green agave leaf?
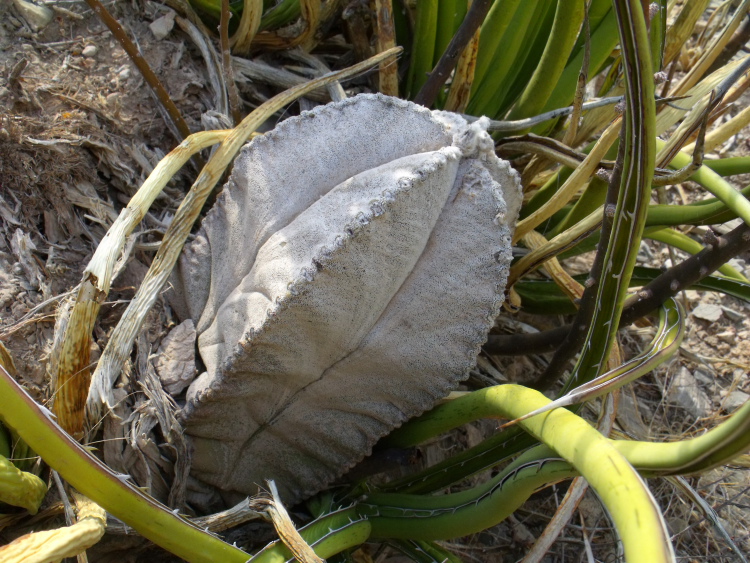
[537,6,619,120]
[260,0,301,30]
[468,0,553,118]
[504,0,586,127]
[187,0,300,31]
[644,227,747,281]
[567,0,612,59]
[516,266,750,315]
[472,0,523,88]
[405,0,439,99]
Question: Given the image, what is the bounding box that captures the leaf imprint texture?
[171,94,522,504]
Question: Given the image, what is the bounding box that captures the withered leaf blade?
[170,94,522,504]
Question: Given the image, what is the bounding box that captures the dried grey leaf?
[170,94,522,504]
[154,320,197,395]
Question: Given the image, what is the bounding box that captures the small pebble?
[149,11,176,40]
[82,44,98,58]
[683,290,701,301]
[118,66,131,80]
[723,390,749,411]
[720,305,744,322]
[692,303,722,322]
[692,368,714,387]
[716,330,735,345]
[667,367,713,418]
[14,0,53,31]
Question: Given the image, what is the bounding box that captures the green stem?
[618,399,750,476]
[0,366,251,563]
[250,506,371,563]
[644,227,748,281]
[363,445,575,540]
[704,156,750,177]
[646,182,750,226]
[663,143,750,227]
[375,386,672,561]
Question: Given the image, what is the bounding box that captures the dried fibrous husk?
[0,493,105,563]
[170,94,522,504]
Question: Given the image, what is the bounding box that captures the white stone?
[12,0,53,32]
[82,45,98,58]
[667,367,712,418]
[692,303,722,322]
[723,390,749,412]
[149,10,176,41]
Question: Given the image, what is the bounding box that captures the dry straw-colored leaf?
[0,493,105,563]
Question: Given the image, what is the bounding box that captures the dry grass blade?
[684,100,750,154]
[252,0,321,50]
[654,91,712,176]
[0,493,105,563]
[287,49,347,101]
[670,0,750,97]
[84,47,403,429]
[191,498,265,534]
[443,21,480,113]
[175,14,229,116]
[521,230,584,302]
[232,57,331,102]
[667,475,749,563]
[264,481,324,563]
[230,0,263,55]
[508,207,602,288]
[513,120,620,242]
[500,139,584,170]
[663,0,711,66]
[51,130,228,438]
[656,55,750,135]
[657,91,716,167]
[106,497,264,535]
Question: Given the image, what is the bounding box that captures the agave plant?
[1,0,750,562]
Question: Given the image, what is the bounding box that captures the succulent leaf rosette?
[170,94,522,504]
